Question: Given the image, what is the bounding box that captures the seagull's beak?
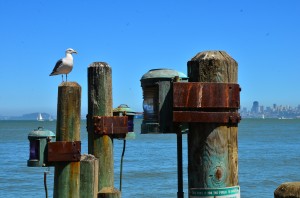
[73,50,78,54]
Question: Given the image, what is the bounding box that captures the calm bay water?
[0,118,300,197]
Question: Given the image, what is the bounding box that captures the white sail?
[37,113,44,121]
[48,115,53,121]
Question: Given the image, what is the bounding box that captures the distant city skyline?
[242,101,300,111]
[241,100,300,119]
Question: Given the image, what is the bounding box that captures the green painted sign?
[190,186,240,198]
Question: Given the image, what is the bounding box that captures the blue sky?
[0,0,299,116]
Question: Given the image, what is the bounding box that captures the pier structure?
[47,50,241,198]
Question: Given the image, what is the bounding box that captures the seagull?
[49,48,77,82]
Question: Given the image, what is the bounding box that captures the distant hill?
[24,113,53,120]
[0,113,54,120]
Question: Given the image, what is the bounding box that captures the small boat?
[37,113,44,121]
[48,115,54,121]
[279,116,292,120]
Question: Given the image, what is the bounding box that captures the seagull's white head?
[66,48,77,54]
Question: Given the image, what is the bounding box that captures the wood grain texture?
[187,51,239,191]
[98,187,121,198]
[188,51,238,83]
[54,82,81,198]
[87,62,119,197]
[274,182,300,198]
[80,154,99,198]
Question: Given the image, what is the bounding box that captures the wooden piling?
[187,51,239,196]
[87,62,120,197]
[274,182,300,198]
[80,154,99,198]
[98,187,121,198]
[53,82,81,198]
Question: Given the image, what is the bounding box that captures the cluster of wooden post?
[52,52,240,198]
[53,62,119,198]
[54,51,300,197]
[49,50,300,198]
[52,51,242,198]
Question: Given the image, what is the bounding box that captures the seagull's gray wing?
[49,59,63,76]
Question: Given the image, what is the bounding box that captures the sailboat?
[37,113,44,121]
[48,115,54,121]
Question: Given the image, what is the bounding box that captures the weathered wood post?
[187,51,240,197]
[87,62,121,198]
[274,182,300,198]
[53,82,81,198]
[80,154,99,198]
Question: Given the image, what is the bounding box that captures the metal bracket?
[173,82,240,109]
[47,141,81,162]
[173,111,241,123]
[173,82,241,124]
[93,116,128,135]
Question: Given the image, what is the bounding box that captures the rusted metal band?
[173,82,240,109]
[173,111,241,124]
[48,141,81,162]
[93,116,128,135]
[173,82,241,124]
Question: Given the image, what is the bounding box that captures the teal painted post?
[187,51,239,196]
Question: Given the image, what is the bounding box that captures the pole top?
[59,81,81,87]
[190,50,237,64]
[188,50,238,83]
[89,62,110,68]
